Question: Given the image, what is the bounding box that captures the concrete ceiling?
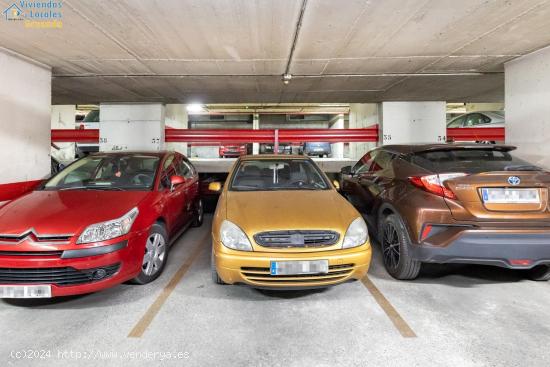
[1,0,550,104]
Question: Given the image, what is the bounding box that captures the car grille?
[0,233,72,244]
[0,264,120,286]
[240,263,355,285]
[254,230,340,248]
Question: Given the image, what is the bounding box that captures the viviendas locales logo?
[2,1,63,29]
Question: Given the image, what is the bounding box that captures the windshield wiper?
[92,186,125,191]
[59,186,92,191]
[58,186,125,191]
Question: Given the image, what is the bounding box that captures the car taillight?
[409,173,467,200]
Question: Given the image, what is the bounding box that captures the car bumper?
[0,230,148,297]
[213,240,372,288]
[412,227,550,269]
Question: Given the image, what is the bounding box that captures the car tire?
[211,249,225,285]
[527,265,550,281]
[380,214,421,280]
[131,223,169,285]
[192,199,204,227]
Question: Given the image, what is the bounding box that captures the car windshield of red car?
[42,155,160,191]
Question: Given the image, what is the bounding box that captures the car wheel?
[211,249,225,285]
[192,199,204,227]
[132,223,169,284]
[381,214,421,280]
[527,265,550,281]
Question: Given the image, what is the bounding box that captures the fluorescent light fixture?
[186,103,205,113]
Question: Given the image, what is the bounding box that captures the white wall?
[349,103,379,159]
[381,102,446,145]
[0,49,51,184]
[329,114,344,158]
[51,105,76,163]
[505,45,550,168]
[99,103,165,152]
[165,104,188,155]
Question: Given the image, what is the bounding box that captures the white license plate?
[314,148,323,152]
[270,260,329,275]
[481,188,540,204]
[0,285,52,298]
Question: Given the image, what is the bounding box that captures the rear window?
[409,149,541,173]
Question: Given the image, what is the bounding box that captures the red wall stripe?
[0,180,43,202]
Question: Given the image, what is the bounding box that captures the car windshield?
[410,148,542,174]
[42,154,160,191]
[230,159,329,191]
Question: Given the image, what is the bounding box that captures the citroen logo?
[508,176,521,186]
[0,228,72,245]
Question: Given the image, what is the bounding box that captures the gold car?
[210,155,372,289]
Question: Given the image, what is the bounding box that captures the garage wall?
[380,102,447,145]
[50,105,76,163]
[0,49,51,184]
[505,46,550,168]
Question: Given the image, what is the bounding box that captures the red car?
[219,144,247,158]
[0,151,203,298]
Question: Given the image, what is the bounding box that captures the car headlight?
[77,207,139,244]
[342,217,369,249]
[220,220,253,251]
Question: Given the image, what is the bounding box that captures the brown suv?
[341,144,550,281]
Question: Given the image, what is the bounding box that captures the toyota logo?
[508,176,521,186]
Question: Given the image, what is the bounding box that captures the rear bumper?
[412,228,550,269]
[214,240,372,288]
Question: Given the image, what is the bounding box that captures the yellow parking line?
[128,231,209,338]
[361,275,417,338]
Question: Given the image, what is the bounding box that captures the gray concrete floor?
[2,215,550,367]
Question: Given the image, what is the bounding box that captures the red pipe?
[50,126,504,144]
[165,127,379,143]
[51,129,99,143]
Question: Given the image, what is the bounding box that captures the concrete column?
[329,114,344,158]
[165,104,188,156]
[349,103,379,160]
[99,103,165,152]
[51,105,76,163]
[0,49,51,184]
[252,113,260,155]
[505,45,550,168]
[380,102,446,145]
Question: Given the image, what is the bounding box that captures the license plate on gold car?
[481,188,540,204]
[0,285,52,298]
[270,260,329,275]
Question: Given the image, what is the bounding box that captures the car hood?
[225,190,359,235]
[0,190,151,236]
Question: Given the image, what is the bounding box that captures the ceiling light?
[282,74,292,85]
[186,103,205,113]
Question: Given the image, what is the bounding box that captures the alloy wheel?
[382,223,400,270]
[142,233,166,276]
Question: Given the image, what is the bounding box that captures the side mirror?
[170,175,185,191]
[208,182,222,193]
[340,166,352,175]
[332,180,340,191]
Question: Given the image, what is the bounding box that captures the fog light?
[92,268,107,280]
